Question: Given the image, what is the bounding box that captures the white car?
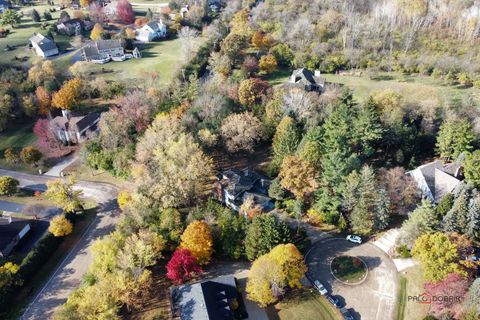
[346,235,362,244]
[313,280,328,295]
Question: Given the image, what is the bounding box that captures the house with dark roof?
[407,159,463,203]
[29,33,59,57]
[56,18,94,36]
[0,217,31,258]
[50,110,100,144]
[136,20,167,42]
[0,0,11,13]
[171,275,248,320]
[287,68,325,92]
[81,39,124,62]
[215,168,273,213]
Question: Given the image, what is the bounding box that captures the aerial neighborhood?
[1,0,480,320]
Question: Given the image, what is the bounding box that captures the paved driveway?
[306,238,398,320]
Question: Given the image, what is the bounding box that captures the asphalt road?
[306,238,398,320]
[0,169,119,320]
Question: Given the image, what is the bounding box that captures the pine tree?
[374,188,391,231]
[271,116,300,171]
[443,189,469,232]
[354,97,384,158]
[348,166,376,235]
[467,196,480,240]
[31,9,41,22]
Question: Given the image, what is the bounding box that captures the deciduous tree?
[166,248,202,284]
[259,54,277,74]
[45,177,84,212]
[52,78,82,110]
[180,220,213,265]
[35,86,52,116]
[238,78,271,107]
[0,9,21,28]
[116,0,135,24]
[33,119,62,154]
[20,146,42,166]
[49,215,73,237]
[0,176,19,196]
[90,22,105,40]
[424,273,469,318]
[279,156,318,199]
[220,112,263,153]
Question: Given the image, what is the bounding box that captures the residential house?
[29,33,59,57]
[287,68,326,92]
[215,168,274,213]
[56,18,94,36]
[50,110,100,144]
[81,39,124,61]
[180,4,189,18]
[0,217,31,258]
[0,0,11,13]
[136,20,167,42]
[171,275,247,320]
[407,159,463,203]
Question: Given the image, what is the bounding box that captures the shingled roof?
[30,33,58,52]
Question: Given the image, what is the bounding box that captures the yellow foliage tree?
[49,215,73,237]
[52,78,82,110]
[259,54,277,74]
[246,243,306,307]
[180,220,213,265]
[117,190,132,210]
[279,156,318,199]
[125,27,136,39]
[90,23,104,40]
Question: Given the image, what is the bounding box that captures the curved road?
[0,169,119,320]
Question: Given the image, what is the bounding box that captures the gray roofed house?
[171,275,247,320]
[81,39,124,61]
[288,68,325,92]
[56,18,94,36]
[29,33,59,57]
[136,20,167,42]
[0,217,32,258]
[50,110,100,144]
[215,168,274,213]
[407,160,463,203]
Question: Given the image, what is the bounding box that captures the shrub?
[20,146,42,166]
[396,245,412,258]
[0,176,19,195]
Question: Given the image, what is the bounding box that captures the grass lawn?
[266,288,340,320]
[0,188,56,208]
[396,275,407,320]
[401,266,429,320]
[331,256,367,283]
[0,208,97,320]
[64,161,130,187]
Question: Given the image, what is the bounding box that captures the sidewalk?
[44,154,78,177]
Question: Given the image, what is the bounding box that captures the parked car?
[313,280,328,295]
[327,294,342,308]
[340,307,355,320]
[346,235,362,244]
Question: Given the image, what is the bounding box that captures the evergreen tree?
[146,8,153,21]
[43,11,52,21]
[271,116,300,171]
[374,188,391,231]
[436,193,454,217]
[443,189,469,232]
[436,118,474,161]
[31,9,41,22]
[347,166,376,235]
[354,97,384,158]
[245,215,291,261]
[467,196,480,240]
[296,125,323,169]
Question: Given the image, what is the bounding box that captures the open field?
[266,288,340,320]
[401,266,429,320]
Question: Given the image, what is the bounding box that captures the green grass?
[0,122,36,152]
[396,276,407,320]
[402,266,429,320]
[0,189,56,208]
[331,256,367,283]
[266,288,340,320]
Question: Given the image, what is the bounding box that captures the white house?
[29,33,59,57]
[81,39,124,62]
[136,20,167,42]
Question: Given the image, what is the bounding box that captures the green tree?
[464,150,480,187]
[436,119,475,161]
[45,177,84,212]
[436,193,454,217]
[271,116,300,171]
[31,9,41,22]
[268,178,286,200]
[269,43,294,67]
[374,188,390,231]
[216,208,247,259]
[156,208,184,246]
[1,9,21,28]
[296,126,323,169]
[0,176,19,196]
[412,232,465,282]
[464,278,480,317]
[443,188,469,233]
[245,215,291,261]
[397,200,439,248]
[354,97,384,158]
[466,196,480,240]
[20,146,42,166]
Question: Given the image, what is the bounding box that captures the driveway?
[306,238,398,320]
[0,169,119,320]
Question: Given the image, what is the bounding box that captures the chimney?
[8,216,12,224]
[314,70,321,77]
[61,109,70,120]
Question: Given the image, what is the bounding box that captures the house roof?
[221,168,262,197]
[30,33,58,52]
[82,45,100,59]
[58,18,82,26]
[96,39,123,51]
[290,68,325,86]
[75,112,99,132]
[0,218,31,254]
[51,113,99,133]
[171,275,238,320]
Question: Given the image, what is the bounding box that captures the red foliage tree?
[424,273,469,318]
[116,0,135,24]
[166,249,202,284]
[33,119,62,153]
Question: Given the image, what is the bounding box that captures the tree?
[466,195,480,240]
[397,200,439,248]
[180,220,213,265]
[215,208,247,259]
[1,9,21,28]
[116,0,135,24]
[374,188,391,231]
[44,177,84,212]
[230,9,251,35]
[178,26,199,61]
[436,193,454,217]
[117,191,131,210]
[3,148,19,164]
[145,8,153,21]
[52,78,82,110]
[464,150,480,187]
[279,156,318,199]
[49,215,73,237]
[269,43,294,67]
[443,188,469,233]
[117,229,165,271]
[0,262,21,293]
[246,243,306,307]
[242,56,259,75]
[166,248,202,284]
[464,278,480,317]
[90,23,105,40]
[259,55,277,74]
[272,116,300,170]
[134,115,213,208]
[20,146,42,166]
[238,78,271,107]
[33,119,62,153]
[412,232,465,282]
[424,273,469,318]
[35,86,52,116]
[43,11,52,21]
[354,97,384,158]
[436,119,474,161]
[0,93,14,132]
[245,214,291,261]
[31,9,41,22]
[268,178,286,200]
[220,112,263,153]
[23,95,37,117]
[0,176,19,196]
[156,208,184,246]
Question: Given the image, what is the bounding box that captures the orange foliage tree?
[52,78,82,110]
[180,220,213,265]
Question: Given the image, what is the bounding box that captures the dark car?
[340,307,355,320]
[326,294,342,308]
